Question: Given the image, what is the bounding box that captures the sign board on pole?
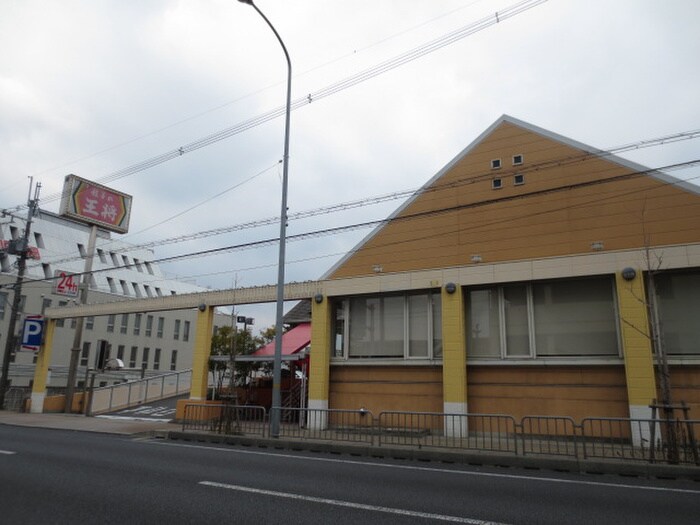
[53,270,80,297]
[22,315,44,351]
[59,174,132,233]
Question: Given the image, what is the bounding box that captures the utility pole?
[0,180,41,409]
[64,225,97,413]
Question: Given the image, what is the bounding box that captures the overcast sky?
[2,0,699,328]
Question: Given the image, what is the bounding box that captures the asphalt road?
[0,424,699,524]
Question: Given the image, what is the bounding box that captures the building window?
[107,314,115,333]
[42,297,52,313]
[134,258,143,272]
[129,347,138,368]
[142,347,150,369]
[80,342,91,367]
[153,348,161,371]
[42,263,52,278]
[0,292,7,320]
[110,252,119,266]
[653,269,700,355]
[56,301,68,327]
[183,321,190,342]
[145,261,155,275]
[512,154,524,165]
[34,232,45,249]
[134,313,142,336]
[467,276,619,359]
[97,249,107,263]
[146,315,153,337]
[120,280,130,296]
[492,178,502,190]
[491,159,501,169]
[107,277,117,293]
[174,319,181,340]
[170,350,178,371]
[335,292,442,360]
[132,283,142,298]
[155,287,163,297]
[77,243,87,258]
[120,314,129,334]
[157,317,164,338]
[117,345,125,360]
[514,173,525,185]
[122,255,131,268]
[144,285,153,298]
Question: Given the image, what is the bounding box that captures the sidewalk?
[0,410,177,436]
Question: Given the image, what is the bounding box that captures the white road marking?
[199,481,505,524]
[0,449,16,455]
[154,441,700,495]
[96,415,171,422]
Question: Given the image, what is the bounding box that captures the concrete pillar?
[615,270,657,446]
[441,284,468,437]
[307,295,331,429]
[190,306,214,401]
[30,318,56,413]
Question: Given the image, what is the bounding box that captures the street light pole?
[237,0,291,438]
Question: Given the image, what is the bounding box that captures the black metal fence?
[181,404,700,466]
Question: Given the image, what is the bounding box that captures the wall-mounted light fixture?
[372,264,383,273]
[314,293,324,304]
[445,282,457,294]
[590,241,604,251]
[621,267,637,281]
[198,303,207,312]
[471,254,482,263]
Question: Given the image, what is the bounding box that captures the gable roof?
[322,115,699,279]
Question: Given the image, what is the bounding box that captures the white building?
[0,209,228,391]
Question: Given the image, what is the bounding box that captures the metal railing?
[377,411,518,454]
[178,405,700,466]
[89,369,192,415]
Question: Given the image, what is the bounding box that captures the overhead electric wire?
[11,157,700,292]
[18,0,547,210]
[23,126,700,270]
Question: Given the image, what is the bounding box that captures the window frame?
[333,290,442,361]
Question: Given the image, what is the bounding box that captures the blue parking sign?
[22,315,44,351]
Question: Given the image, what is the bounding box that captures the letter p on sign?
[22,316,44,351]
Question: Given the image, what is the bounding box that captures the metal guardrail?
[178,406,700,466]
[89,369,192,415]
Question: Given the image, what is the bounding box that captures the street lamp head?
[238,0,254,5]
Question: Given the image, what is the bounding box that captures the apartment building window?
[146,315,153,337]
[170,350,178,371]
[122,255,131,268]
[107,314,115,333]
[157,317,164,338]
[512,154,524,165]
[132,283,142,298]
[70,317,77,329]
[134,258,143,272]
[34,232,45,249]
[77,243,87,258]
[42,263,52,279]
[42,297,52,313]
[80,342,91,367]
[142,347,150,370]
[107,277,117,293]
[174,319,181,340]
[97,249,107,263]
[145,261,154,275]
[491,158,501,169]
[86,316,95,330]
[56,301,68,327]
[117,345,125,361]
[0,292,7,320]
[120,280,130,296]
[183,321,190,342]
[153,348,161,371]
[129,346,138,368]
[134,313,142,336]
[120,314,129,334]
[110,252,119,266]
[144,285,153,298]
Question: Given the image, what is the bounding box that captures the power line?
[19,0,547,209]
[10,157,700,291]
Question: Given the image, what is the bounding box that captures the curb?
[164,430,700,481]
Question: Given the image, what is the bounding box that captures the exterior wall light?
[314,293,324,304]
[198,303,207,312]
[471,254,482,263]
[445,282,457,294]
[622,267,637,281]
[591,241,604,251]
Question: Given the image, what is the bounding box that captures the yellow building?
[307,115,700,428]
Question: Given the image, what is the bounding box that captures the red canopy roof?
[251,322,311,357]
